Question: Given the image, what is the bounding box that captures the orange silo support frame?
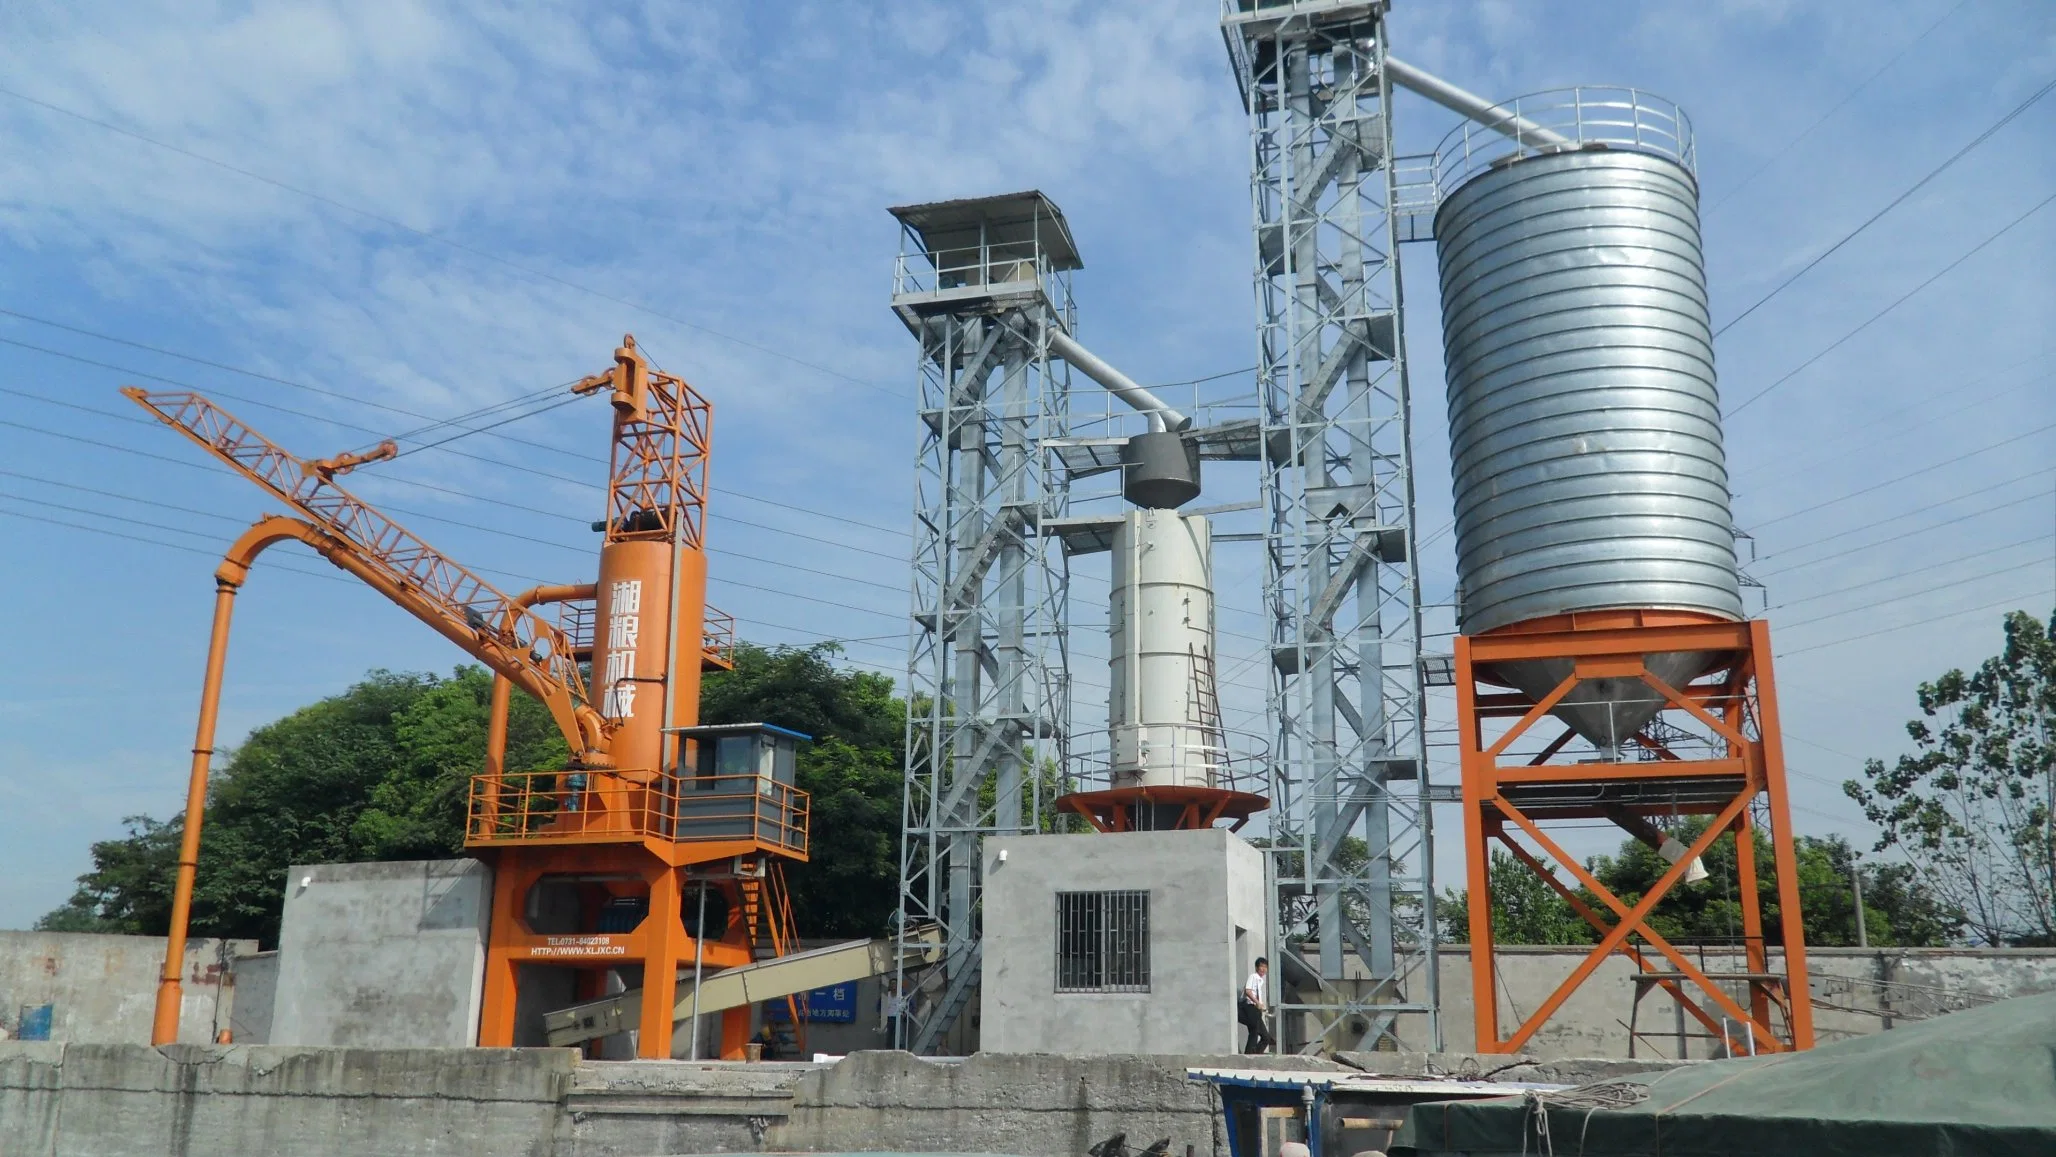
[1454,611,1815,1056]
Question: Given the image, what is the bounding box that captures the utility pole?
[1851,854,1869,949]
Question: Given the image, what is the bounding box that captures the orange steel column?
[1751,620,1816,1049]
[152,577,238,1045]
[638,866,683,1057]
[476,862,527,1047]
[1453,634,1499,1048]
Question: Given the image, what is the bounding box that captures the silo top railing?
[1433,87,1695,198]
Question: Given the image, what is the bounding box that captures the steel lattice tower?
[1222,0,1439,1050]
[890,195,1076,1054]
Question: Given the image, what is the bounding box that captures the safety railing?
[1069,725,1272,797]
[702,606,737,669]
[1434,86,1695,197]
[465,770,808,854]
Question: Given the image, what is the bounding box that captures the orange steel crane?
[130,336,809,1059]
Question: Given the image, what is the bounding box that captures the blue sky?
[1,0,2052,929]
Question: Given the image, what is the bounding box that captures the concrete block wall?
[271,858,491,1048]
[0,1042,1346,1157]
[0,932,254,1045]
[1397,945,2056,1058]
[0,1043,573,1157]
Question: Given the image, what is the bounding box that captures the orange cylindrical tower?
[593,538,708,775]
[1431,92,1813,1055]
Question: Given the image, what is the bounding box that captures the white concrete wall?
[0,932,253,1045]
[981,828,1269,1055]
[270,858,490,1048]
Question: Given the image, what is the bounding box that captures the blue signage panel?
[17,1004,53,1041]
[764,983,857,1023]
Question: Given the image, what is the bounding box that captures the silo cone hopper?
[1476,621,1736,753]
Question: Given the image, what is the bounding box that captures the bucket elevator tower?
[891,193,1076,1054]
[1222,0,1439,1050]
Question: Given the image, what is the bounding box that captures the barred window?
[1055,890,1150,993]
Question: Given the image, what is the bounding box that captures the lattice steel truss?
[890,195,1076,1053]
[1222,0,1439,1050]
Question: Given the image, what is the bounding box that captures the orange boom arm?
[122,388,614,767]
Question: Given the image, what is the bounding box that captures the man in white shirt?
[1239,956,1275,1054]
[884,980,909,1049]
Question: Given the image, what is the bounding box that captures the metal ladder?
[738,863,808,1057]
[1189,643,1228,784]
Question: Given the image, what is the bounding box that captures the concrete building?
[980,828,1271,1054]
[0,931,252,1045]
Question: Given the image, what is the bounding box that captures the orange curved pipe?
[153,516,327,1044]
[153,522,605,1046]
[484,584,596,783]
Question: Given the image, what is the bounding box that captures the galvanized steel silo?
[1432,92,1740,747]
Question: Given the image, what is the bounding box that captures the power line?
[0,494,919,670]
[0,460,909,625]
[0,87,902,398]
[1750,417,2056,530]
[2,394,912,564]
[1769,531,2054,612]
[1729,353,2054,487]
[1726,188,2056,417]
[1779,584,2050,658]
[1776,554,2051,632]
[1756,469,2056,577]
[0,326,911,539]
[1713,72,2056,338]
[1704,0,1971,214]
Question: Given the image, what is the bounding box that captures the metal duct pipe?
[1385,56,1572,150]
[1047,328,1191,432]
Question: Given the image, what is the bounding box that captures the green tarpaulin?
[1393,991,2056,1157]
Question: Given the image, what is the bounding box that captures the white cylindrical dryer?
[1108,508,1219,791]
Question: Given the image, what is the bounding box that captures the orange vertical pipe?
[482,675,510,837]
[152,578,238,1045]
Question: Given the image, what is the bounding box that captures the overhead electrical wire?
[1779,585,2051,658]
[1726,188,2056,417]
[1713,70,2056,338]
[1755,468,2056,577]
[1749,416,2056,531]
[0,323,910,540]
[1767,532,2054,613]
[0,493,915,669]
[0,87,903,398]
[1770,554,2053,639]
[1,390,910,564]
[1729,354,2055,487]
[1703,0,1971,214]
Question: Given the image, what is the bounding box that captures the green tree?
[35,816,181,934]
[47,649,909,945]
[696,642,908,937]
[1845,609,2056,946]
[1438,849,1594,945]
[1435,820,1959,948]
[40,666,565,945]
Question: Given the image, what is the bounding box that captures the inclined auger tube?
[1432,95,1741,750]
